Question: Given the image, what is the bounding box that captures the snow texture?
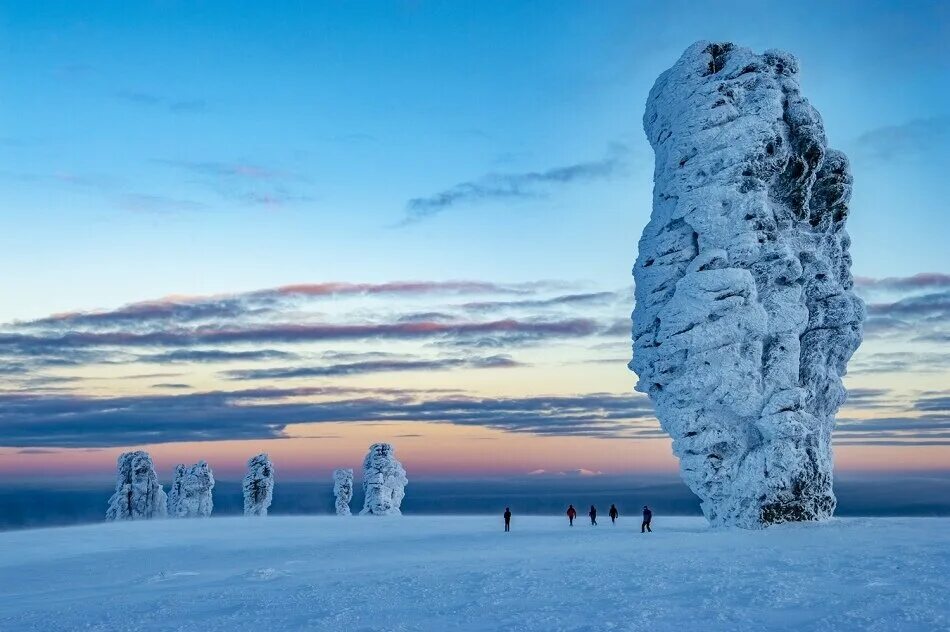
[360,443,407,516]
[333,468,353,516]
[1,517,946,631]
[242,453,274,517]
[167,461,215,518]
[105,451,167,521]
[631,41,865,528]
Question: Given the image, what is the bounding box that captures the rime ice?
[167,461,215,518]
[360,443,407,516]
[333,468,354,516]
[242,453,274,517]
[631,41,864,528]
[105,450,167,521]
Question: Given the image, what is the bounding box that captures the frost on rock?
[106,451,168,521]
[333,468,354,516]
[360,443,407,516]
[167,461,215,518]
[631,41,864,528]
[243,453,274,517]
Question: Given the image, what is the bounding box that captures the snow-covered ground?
[0,516,946,631]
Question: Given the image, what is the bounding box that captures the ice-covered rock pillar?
[106,450,168,521]
[168,461,215,518]
[243,453,274,517]
[360,443,407,516]
[333,468,353,516]
[631,41,864,528]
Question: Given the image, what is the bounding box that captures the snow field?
[0,516,946,631]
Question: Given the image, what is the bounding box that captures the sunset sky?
[1,1,947,483]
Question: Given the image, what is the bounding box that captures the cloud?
[115,90,162,106]
[842,388,893,409]
[155,160,291,181]
[837,415,950,434]
[849,351,950,375]
[0,388,659,447]
[154,158,309,207]
[914,392,950,414]
[527,468,603,477]
[117,193,206,214]
[2,362,944,449]
[853,117,949,162]
[53,63,94,78]
[831,391,950,445]
[854,273,950,294]
[222,355,521,380]
[1,280,611,380]
[401,144,628,224]
[115,90,207,113]
[460,292,617,313]
[862,288,948,342]
[115,372,184,380]
[17,281,548,331]
[2,319,600,354]
[867,291,949,319]
[137,349,299,364]
[397,312,458,323]
[168,100,207,113]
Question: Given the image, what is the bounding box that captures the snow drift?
[360,443,407,516]
[631,41,864,528]
[105,451,167,521]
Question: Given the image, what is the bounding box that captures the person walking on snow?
[609,504,619,524]
[504,507,512,532]
[642,505,652,533]
[589,505,597,526]
[567,504,577,526]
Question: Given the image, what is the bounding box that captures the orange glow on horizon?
[0,423,947,481]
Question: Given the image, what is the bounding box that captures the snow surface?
[0,516,945,631]
[632,41,864,528]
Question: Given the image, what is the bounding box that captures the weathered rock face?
[631,41,864,528]
[168,461,215,518]
[243,453,274,517]
[106,451,167,521]
[360,443,407,516]
[333,468,354,516]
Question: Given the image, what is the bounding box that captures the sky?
[0,1,947,485]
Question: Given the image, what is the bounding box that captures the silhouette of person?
[609,504,619,524]
[567,504,577,526]
[589,505,597,526]
[642,505,652,533]
[504,507,512,532]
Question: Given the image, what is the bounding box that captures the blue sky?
[2,0,947,319]
[0,1,947,479]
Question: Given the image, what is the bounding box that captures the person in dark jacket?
[642,505,652,533]
[609,504,619,524]
[589,505,597,526]
[504,507,512,532]
[567,504,577,526]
